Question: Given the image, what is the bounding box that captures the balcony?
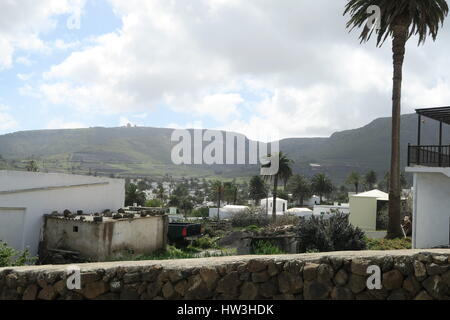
[407,107,450,168]
[408,145,450,167]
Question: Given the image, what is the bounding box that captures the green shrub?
[270,214,300,227]
[0,241,36,267]
[189,207,209,218]
[365,237,412,250]
[230,209,270,228]
[144,199,163,207]
[297,214,366,253]
[252,240,285,255]
[191,235,219,249]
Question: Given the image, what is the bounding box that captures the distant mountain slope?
[0,113,447,183]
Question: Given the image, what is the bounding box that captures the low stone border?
[1,249,449,300]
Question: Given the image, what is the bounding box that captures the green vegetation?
[0,242,36,267]
[190,235,219,250]
[365,237,412,251]
[297,214,366,253]
[230,209,270,228]
[252,241,285,255]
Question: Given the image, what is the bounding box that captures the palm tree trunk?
[387,17,408,239]
[272,175,278,222]
[217,187,221,221]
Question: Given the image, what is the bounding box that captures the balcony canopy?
[416,106,450,125]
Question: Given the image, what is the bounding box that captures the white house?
[260,197,288,215]
[0,171,124,256]
[303,195,321,207]
[405,107,450,249]
[349,189,389,231]
[286,207,313,218]
[208,205,249,220]
[313,203,350,218]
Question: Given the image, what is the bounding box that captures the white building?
[286,207,313,218]
[405,107,450,249]
[0,171,124,256]
[303,195,321,207]
[260,197,288,215]
[208,205,249,220]
[349,189,389,231]
[313,203,350,218]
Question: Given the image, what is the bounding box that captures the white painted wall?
[406,167,450,249]
[0,171,125,256]
[313,204,350,217]
[260,197,288,215]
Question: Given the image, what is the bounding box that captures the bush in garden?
[230,208,270,228]
[0,241,36,267]
[252,240,285,255]
[297,213,366,253]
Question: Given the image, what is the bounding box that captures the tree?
[211,181,224,220]
[365,170,378,190]
[249,176,267,204]
[346,172,361,194]
[26,160,38,172]
[125,183,146,206]
[262,152,293,222]
[156,183,166,204]
[311,173,333,203]
[180,198,194,219]
[344,0,449,238]
[223,181,238,205]
[287,174,312,207]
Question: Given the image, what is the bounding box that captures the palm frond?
[344,0,448,46]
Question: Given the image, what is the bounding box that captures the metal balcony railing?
[407,145,450,167]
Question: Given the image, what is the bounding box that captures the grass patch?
[365,237,412,250]
[252,240,285,255]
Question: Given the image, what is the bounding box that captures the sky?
[1,0,450,141]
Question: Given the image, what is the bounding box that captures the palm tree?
[249,175,268,204]
[262,152,293,222]
[287,174,312,207]
[344,0,448,238]
[346,172,361,194]
[211,181,224,220]
[311,173,333,204]
[365,170,378,190]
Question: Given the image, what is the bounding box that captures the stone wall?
[1,250,449,300]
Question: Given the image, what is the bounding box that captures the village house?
[406,107,450,249]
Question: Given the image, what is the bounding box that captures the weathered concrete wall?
[42,215,168,261]
[0,170,125,256]
[1,250,449,300]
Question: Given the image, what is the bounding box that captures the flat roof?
[416,106,450,125]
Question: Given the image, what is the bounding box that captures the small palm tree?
[211,180,224,220]
[311,173,334,204]
[287,174,312,207]
[365,170,378,190]
[346,172,361,194]
[344,0,448,238]
[262,152,293,221]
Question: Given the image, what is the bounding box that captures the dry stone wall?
[1,250,449,300]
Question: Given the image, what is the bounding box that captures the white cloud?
[28,0,450,138]
[0,105,18,131]
[0,0,87,69]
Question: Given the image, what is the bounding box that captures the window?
[73,226,78,233]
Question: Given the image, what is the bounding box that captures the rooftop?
[416,106,450,125]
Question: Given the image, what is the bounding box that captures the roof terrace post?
[439,120,443,167]
[417,114,422,145]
